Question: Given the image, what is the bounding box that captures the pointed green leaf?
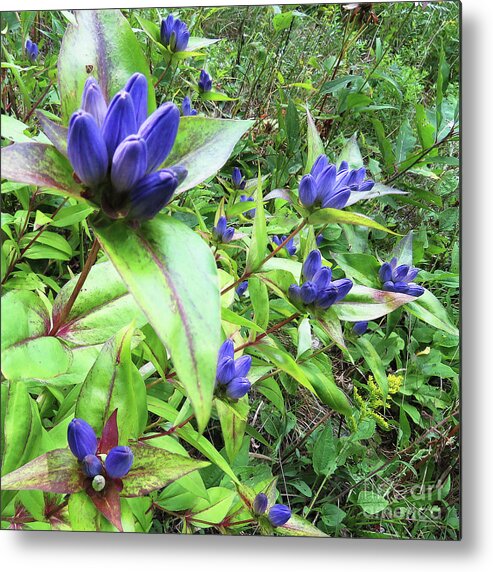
[36,111,68,156]
[308,208,398,234]
[94,215,221,431]
[337,133,364,169]
[306,108,325,172]
[276,514,328,537]
[245,173,268,273]
[355,337,389,399]
[407,288,459,336]
[216,399,247,463]
[333,285,414,322]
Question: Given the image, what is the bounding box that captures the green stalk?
[2,43,31,113]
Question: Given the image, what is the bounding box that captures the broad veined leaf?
[75,323,147,444]
[0,143,86,200]
[121,443,210,497]
[331,252,381,288]
[345,182,407,208]
[355,337,389,399]
[163,116,253,194]
[406,288,459,336]
[189,487,236,528]
[1,448,85,493]
[58,9,156,121]
[52,261,146,346]
[337,133,364,169]
[305,108,325,172]
[36,111,68,156]
[216,398,247,463]
[245,175,268,273]
[307,208,398,234]
[94,215,221,432]
[276,514,328,537]
[333,285,415,322]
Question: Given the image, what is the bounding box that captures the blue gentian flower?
[25,39,39,62]
[379,257,424,297]
[253,493,268,515]
[212,216,235,243]
[66,74,185,221]
[316,233,324,246]
[353,321,368,335]
[232,167,246,190]
[82,454,103,478]
[160,15,190,52]
[268,504,291,527]
[182,96,197,116]
[198,69,213,93]
[272,235,296,256]
[240,194,255,218]
[236,281,248,297]
[288,249,353,312]
[215,340,252,400]
[105,446,134,479]
[299,154,374,210]
[68,418,98,461]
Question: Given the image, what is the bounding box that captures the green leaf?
[190,487,236,527]
[0,143,86,200]
[333,285,414,322]
[407,288,459,336]
[331,252,381,288]
[221,307,264,333]
[355,337,389,399]
[345,182,408,208]
[216,399,247,463]
[273,11,294,32]
[306,108,324,172]
[94,216,220,432]
[276,514,327,537]
[163,116,253,194]
[285,98,300,154]
[312,422,337,475]
[36,111,68,156]
[1,449,85,493]
[75,324,147,444]
[58,9,155,122]
[395,119,416,164]
[307,208,398,234]
[248,276,270,330]
[357,490,389,515]
[372,118,396,173]
[121,443,209,497]
[415,103,435,151]
[199,90,236,102]
[337,133,364,169]
[300,360,352,417]
[245,173,268,273]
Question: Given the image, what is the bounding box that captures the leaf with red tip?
[86,479,123,532]
[98,409,119,455]
[1,449,85,493]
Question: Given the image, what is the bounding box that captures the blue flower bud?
[316,163,336,194]
[68,418,98,461]
[213,216,235,243]
[253,493,268,515]
[314,286,338,310]
[285,237,297,256]
[218,339,234,362]
[222,227,235,243]
[268,504,291,527]
[81,77,108,128]
[353,321,368,336]
[169,164,188,185]
[299,174,317,207]
[379,262,393,283]
[232,167,245,189]
[288,284,303,306]
[25,39,39,62]
[169,21,190,52]
[312,267,332,290]
[82,454,103,478]
[302,249,322,281]
[236,281,248,297]
[393,264,410,283]
[234,355,252,378]
[216,357,236,385]
[338,160,349,172]
[105,446,134,479]
[182,96,197,116]
[332,278,353,301]
[382,280,395,292]
[391,281,410,293]
[321,187,351,210]
[406,267,420,283]
[138,102,180,173]
[160,15,176,45]
[111,135,148,193]
[300,282,318,305]
[102,91,137,159]
[316,233,324,246]
[129,169,179,220]
[226,377,251,399]
[311,154,329,179]
[198,69,213,93]
[406,284,425,297]
[124,73,148,128]
[271,235,281,247]
[67,111,109,187]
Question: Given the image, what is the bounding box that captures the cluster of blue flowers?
[232,167,246,190]
[181,96,197,116]
[67,73,186,221]
[299,154,374,210]
[289,249,353,312]
[272,235,296,256]
[353,321,369,335]
[252,493,291,527]
[160,14,190,52]
[25,39,39,62]
[379,257,424,297]
[212,216,235,243]
[68,418,133,490]
[215,339,252,399]
[198,69,213,93]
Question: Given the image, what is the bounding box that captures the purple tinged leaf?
[86,478,123,532]
[138,102,180,172]
[36,111,68,156]
[98,409,120,455]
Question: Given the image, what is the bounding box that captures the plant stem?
[153,58,172,88]
[138,414,195,441]
[234,312,300,353]
[49,239,100,335]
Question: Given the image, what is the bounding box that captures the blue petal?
[268,504,291,527]
[216,356,236,385]
[124,73,148,128]
[234,355,252,378]
[102,91,137,159]
[81,77,108,128]
[393,264,410,282]
[105,446,134,479]
[128,169,178,220]
[314,286,338,310]
[310,154,329,179]
[312,266,332,290]
[321,187,350,210]
[138,102,180,172]
[379,262,393,283]
[332,278,353,301]
[300,282,318,305]
[288,284,302,306]
[352,321,368,336]
[226,377,251,399]
[406,284,425,297]
[302,249,322,281]
[299,174,317,207]
[67,418,98,461]
[111,135,148,193]
[218,339,234,362]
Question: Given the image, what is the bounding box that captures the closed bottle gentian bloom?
[353,321,368,336]
[215,340,252,399]
[68,418,98,461]
[160,15,190,52]
[236,281,248,297]
[212,216,235,243]
[268,504,291,527]
[253,493,268,515]
[82,454,103,478]
[25,39,39,62]
[105,446,134,479]
[182,96,197,116]
[299,154,374,211]
[240,194,256,218]
[272,235,296,256]
[289,249,353,312]
[379,257,424,297]
[316,233,324,246]
[232,167,246,190]
[66,74,185,221]
[198,69,213,93]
